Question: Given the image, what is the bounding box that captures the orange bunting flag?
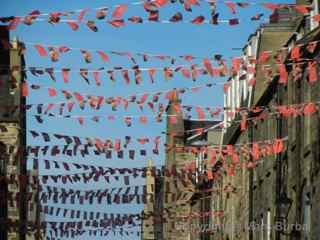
[80,49,92,63]
[21,81,29,97]
[203,58,214,76]
[252,143,260,161]
[295,5,312,14]
[78,9,88,23]
[227,167,234,176]
[225,2,237,14]
[259,51,270,63]
[154,0,168,7]
[240,113,247,131]
[191,64,198,81]
[121,70,130,85]
[165,90,177,101]
[195,106,205,120]
[108,19,125,27]
[232,57,241,74]
[312,14,320,22]
[232,153,239,165]
[67,102,75,112]
[61,69,69,83]
[278,64,288,84]
[112,4,128,18]
[223,82,230,93]
[139,116,148,124]
[80,69,90,84]
[207,170,213,180]
[74,92,84,104]
[306,41,318,53]
[93,70,102,86]
[248,78,257,86]
[34,44,47,57]
[66,21,79,31]
[95,138,104,150]
[48,88,57,97]
[303,103,317,116]
[180,68,191,79]
[247,161,256,169]
[96,51,109,62]
[78,117,84,125]
[191,16,205,24]
[308,61,318,84]
[291,45,300,61]
[273,139,284,154]
[148,68,156,83]
[114,139,121,152]
[210,149,217,165]
[263,3,279,10]
[163,67,173,80]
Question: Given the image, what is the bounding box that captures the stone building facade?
[219,1,320,240]
[142,1,320,240]
[161,94,222,240]
[0,26,42,240]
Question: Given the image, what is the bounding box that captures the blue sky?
[1,0,294,239]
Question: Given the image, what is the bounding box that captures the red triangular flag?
[278,64,288,84]
[48,88,57,97]
[93,71,102,86]
[34,44,48,57]
[154,0,168,7]
[308,61,318,84]
[295,5,312,14]
[203,58,214,76]
[78,9,88,23]
[97,51,109,62]
[62,69,70,83]
[78,117,84,125]
[263,3,279,10]
[191,16,205,24]
[112,5,128,18]
[66,21,79,31]
[195,106,205,120]
[291,45,300,61]
[22,81,29,97]
[303,103,317,116]
[108,19,125,27]
[313,14,320,22]
[225,2,237,14]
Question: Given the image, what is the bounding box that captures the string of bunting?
[27,99,318,127]
[1,1,316,31]
[0,1,312,21]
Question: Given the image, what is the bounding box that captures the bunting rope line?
[2,34,318,66]
[25,81,222,103]
[0,1,310,20]
[0,37,314,69]
[27,99,317,121]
